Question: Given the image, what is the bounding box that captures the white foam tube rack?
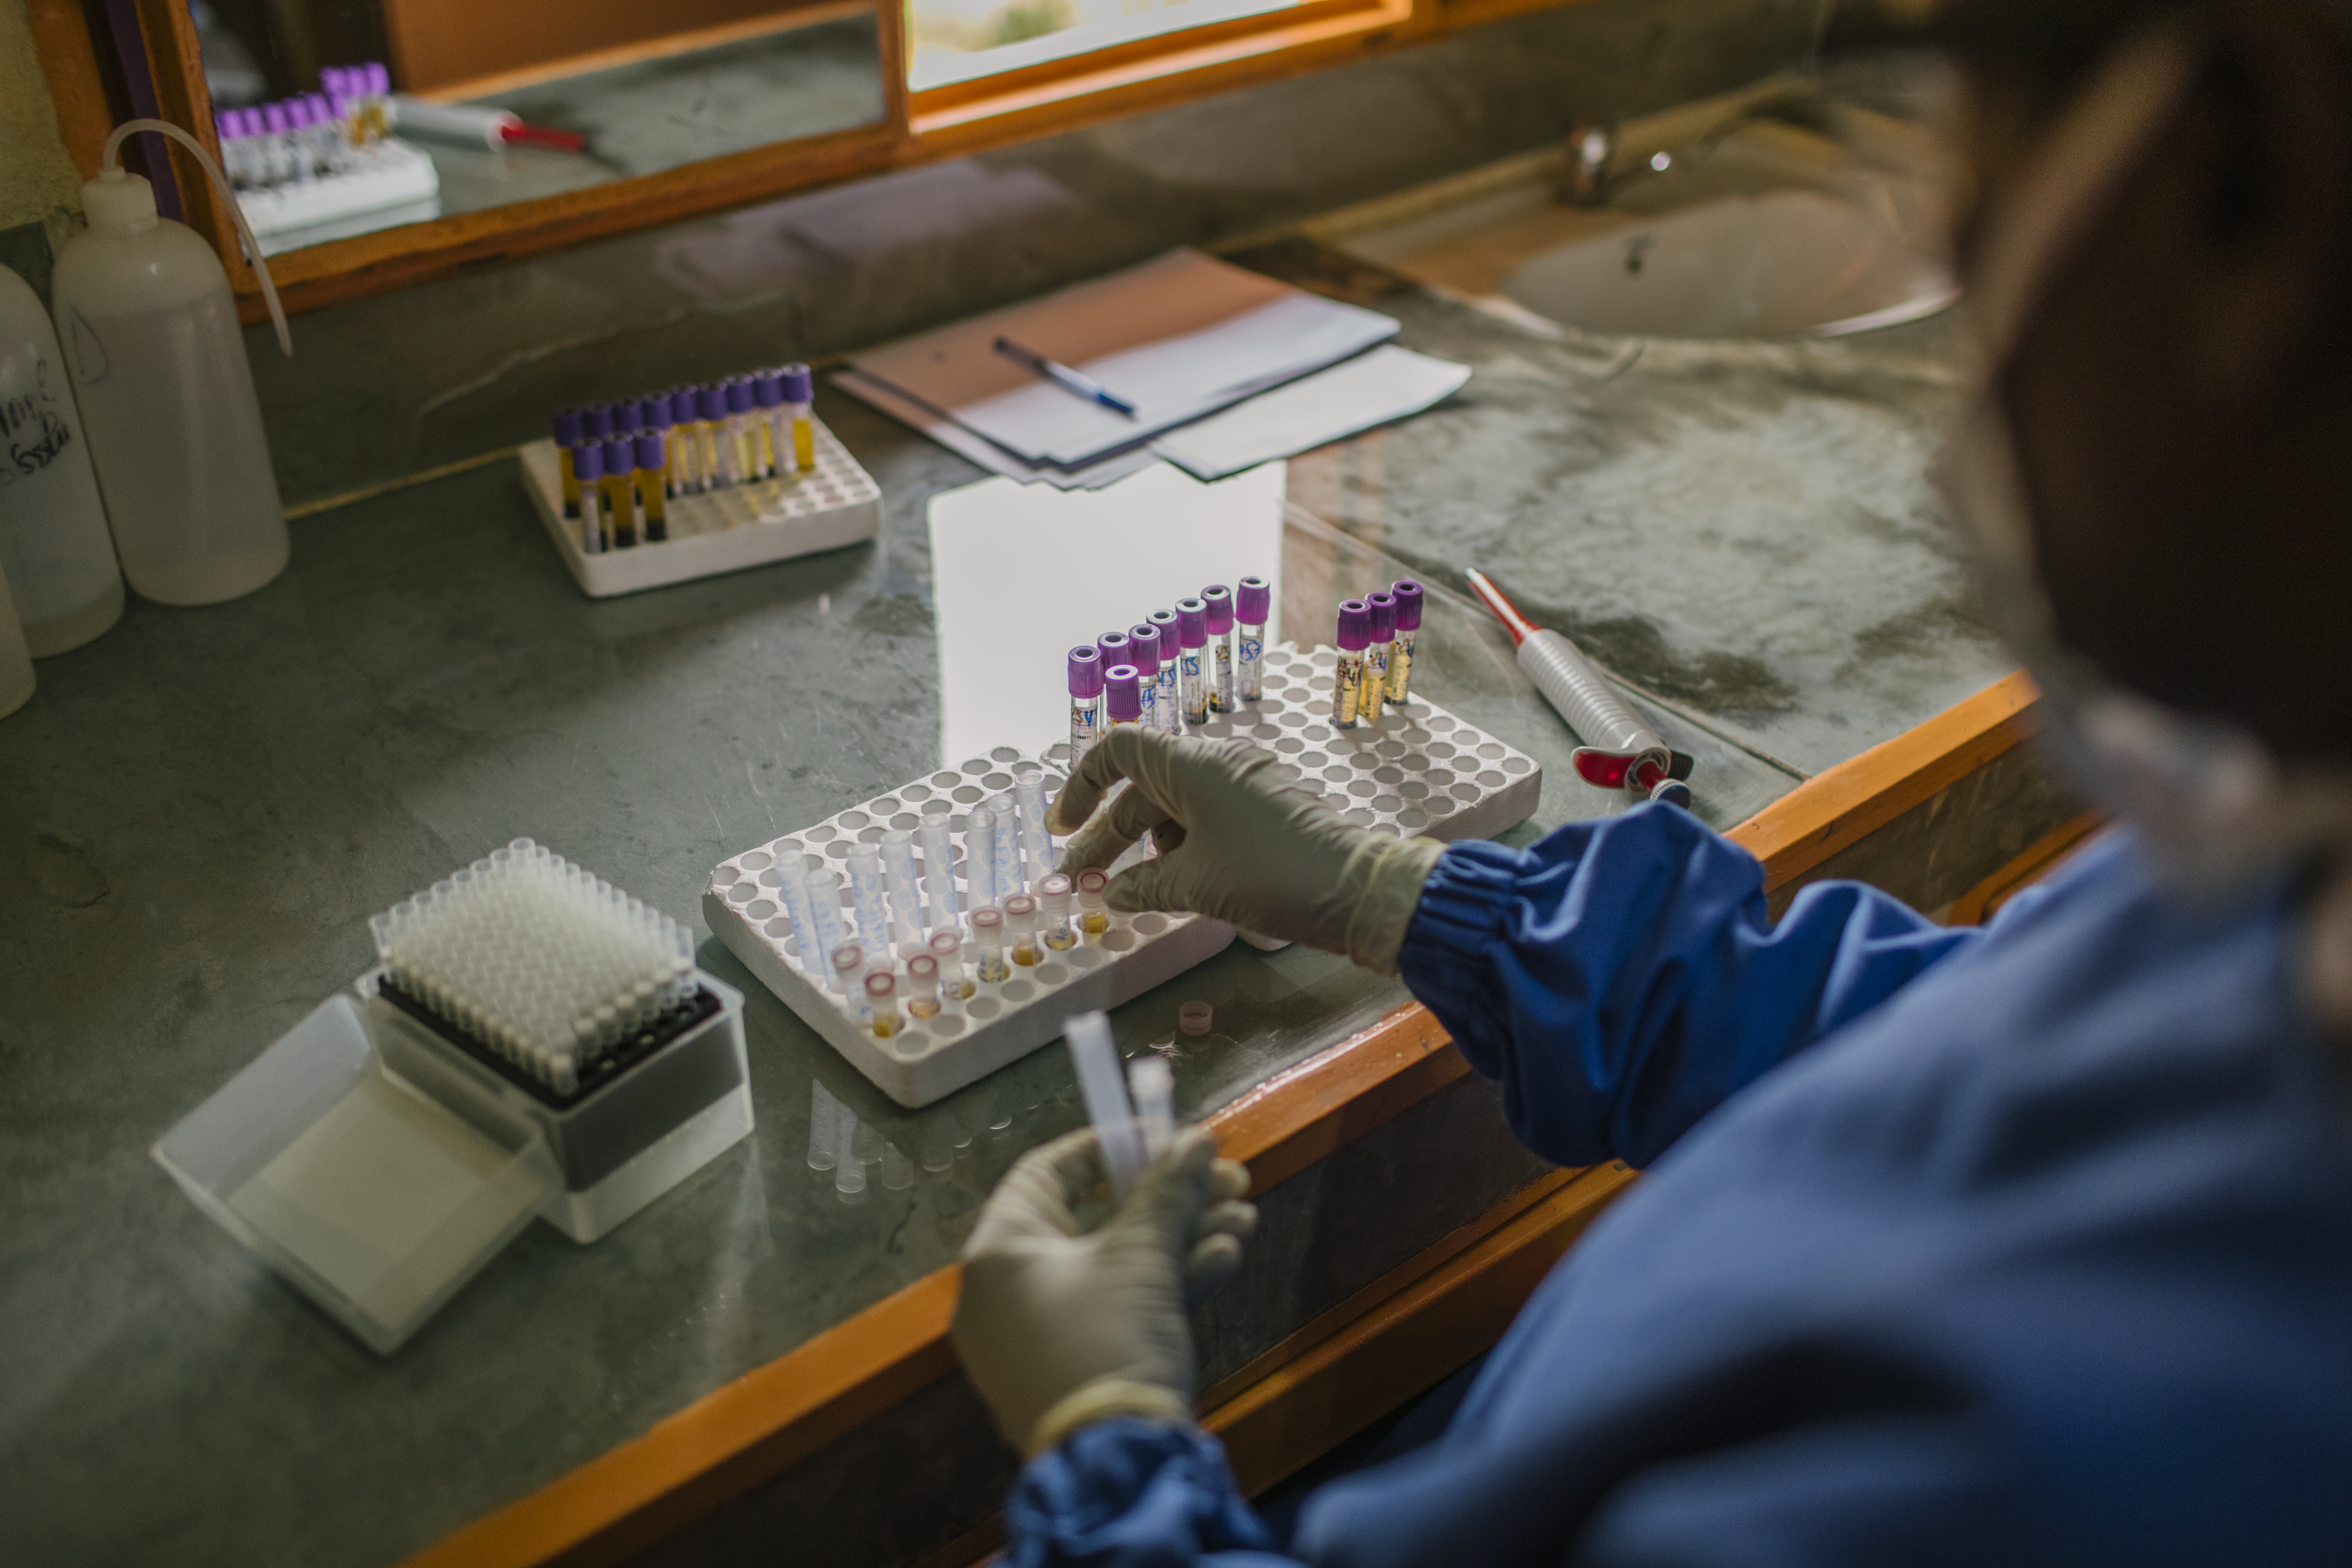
[706,646,1542,1107]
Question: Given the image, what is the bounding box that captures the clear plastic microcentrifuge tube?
[752,369,784,479]
[726,377,760,485]
[782,363,817,473]
[1238,576,1271,702]
[1202,584,1237,713]
[807,1079,839,1170]
[866,970,901,1038]
[918,815,960,930]
[798,865,853,981]
[906,954,942,1019]
[1126,624,1168,733]
[988,792,1024,898]
[1066,1010,1145,1202]
[1175,598,1210,724]
[634,433,669,545]
[1014,767,1054,887]
[1077,868,1110,938]
[1363,590,1397,723]
[773,852,821,964]
[572,439,606,555]
[553,408,584,519]
[1333,599,1371,727]
[965,804,1000,912]
[695,383,730,489]
[1039,872,1075,950]
[835,1099,865,1197]
[833,943,872,1024]
[1104,663,1143,731]
[1129,1055,1175,1160]
[880,828,924,950]
[601,438,639,549]
[847,849,892,951]
[1388,579,1422,704]
[930,928,974,1000]
[1068,646,1104,765]
[1005,893,1041,967]
[970,906,1010,983]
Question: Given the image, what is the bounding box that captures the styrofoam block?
[518,421,881,598]
[705,645,1540,1107]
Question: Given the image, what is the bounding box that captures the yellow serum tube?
[724,378,759,484]
[780,363,816,472]
[554,409,584,518]
[633,434,668,543]
[865,971,901,1039]
[600,439,637,548]
[906,954,943,1020]
[694,384,728,489]
[574,441,606,555]
[970,906,1010,983]
[929,929,974,1001]
[1387,580,1423,703]
[1332,599,1371,727]
[1039,873,1075,950]
[1005,894,1041,967]
[753,369,785,479]
[1076,869,1110,939]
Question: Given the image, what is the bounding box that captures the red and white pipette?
[389,96,586,153]
[1465,568,1694,807]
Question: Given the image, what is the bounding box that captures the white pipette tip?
[1065,1010,1145,1202]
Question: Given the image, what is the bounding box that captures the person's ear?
[2175,1,2352,407]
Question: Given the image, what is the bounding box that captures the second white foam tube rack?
[705,645,1542,1107]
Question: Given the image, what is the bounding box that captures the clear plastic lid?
[152,993,559,1354]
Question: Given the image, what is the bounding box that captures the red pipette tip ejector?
[1464,568,1539,646]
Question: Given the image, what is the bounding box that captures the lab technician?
[950,1,2352,1561]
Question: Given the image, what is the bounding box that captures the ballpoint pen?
[992,336,1138,416]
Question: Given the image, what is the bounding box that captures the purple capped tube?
[1363,590,1398,723]
[634,432,670,542]
[1069,645,1105,765]
[694,385,729,490]
[1146,609,1181,731]
[572,439,606,555]
[1333,600,1371,728]
[1126,623,1171,733]
[721,378,757,487]
[1096,629,1131,677]
[1201,584,1236,714]
[781,363,816,473]
[754,369,785,480]
[1104,664,1143,728]
[1237,575,1271,702]
[1388,579,1423,705]
[553,407,585,519]
[602,438,639,548]
[1175,597,1209,725]
[581,401,615,442]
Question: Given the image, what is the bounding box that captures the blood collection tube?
[970,906,1010,983]
[1005,893,1041,967]
[634,433,669,544]
[1203,584,1237,713]
[602,438,639,548]
[1334,600,1370,727]
[725,377,760,485]
[553,408,584,518]
[1363,590,1397,723]
[881,828,924,950]
[1039,872,1075,950]
[834,943,872,1024]
[929,927,974,1000]
[752,369,784,479]
[664,388,702,494]
[965,804,999,911]
[573,440,606,554]
[1097,629,1132,678]
[1175,598,1209,724]
[1014,766,1054,888]
[612,398,645,439]
[1105,664,1142,731]
[638,392,677,498]
[1077,868,1110,937]
[1145,615,1183,731]
[1125,624,1167,733]
[906,954,942,1020]
[581,401,615,447]
[866,970,902,1037]
[1388,579,1422,703]
[1237,576,1270,701]
[260,101,292,183]
[918,816,960,930]
[696,384,729,489]
[847,849,891,952]
[783,363,816,472]
[1068,646,1104,764]
[989,792,1024,898]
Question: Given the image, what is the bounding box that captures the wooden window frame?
[28,0,1597,322]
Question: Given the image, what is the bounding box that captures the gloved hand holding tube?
[1049,728,1447,973]
[952,1126,1255,1458]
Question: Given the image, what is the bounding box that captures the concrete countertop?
[0,276,2001,1567]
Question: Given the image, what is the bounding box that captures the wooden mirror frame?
[28,0,1586,322]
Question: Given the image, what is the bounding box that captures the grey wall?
[222,0,1832,507]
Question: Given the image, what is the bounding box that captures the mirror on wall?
[191,0,887,255]
[906,0,1304,91]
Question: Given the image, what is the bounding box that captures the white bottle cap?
[80,169,159,230]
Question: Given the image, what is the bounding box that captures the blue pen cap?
[581,402,615,440]
[634,432,665,472]
[696,384,727,422]
[639,393,673,431]
[724,378,755,416]
[753,370,785,410]
[552,407,583,446]
[573,440,603,481]
[781,363,814,403]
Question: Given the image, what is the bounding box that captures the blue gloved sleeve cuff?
[1008,1418,1277,1565]
[1398,839,1528,1036]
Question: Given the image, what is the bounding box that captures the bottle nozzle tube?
[1237,575,1271,624]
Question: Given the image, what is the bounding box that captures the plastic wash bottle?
[0,262,122,652]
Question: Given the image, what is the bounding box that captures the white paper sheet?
[1150,346,1472,481]
[834,370,1161,490]
[849,249,1398,467]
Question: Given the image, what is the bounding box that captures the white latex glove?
[1051,727,1446,973]
[953,1125,1256,1458]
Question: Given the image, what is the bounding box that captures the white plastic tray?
[518,420,881,598]
[238,139,440,252]
[705,646,1541,1106]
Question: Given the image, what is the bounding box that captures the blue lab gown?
[1003,804,2352,1566]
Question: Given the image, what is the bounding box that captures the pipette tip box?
[706,646,1540,1108]
[518,421,881,599]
